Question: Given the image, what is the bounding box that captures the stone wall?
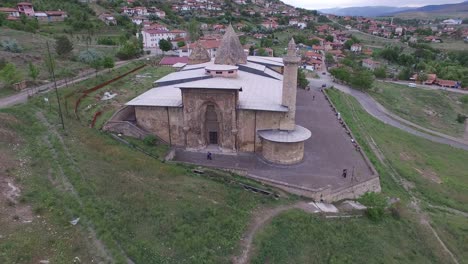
[168,107,185,146]
[135,106,185,146]
[261,139,304,165]
[135,106,171,143]
[236,110,284,152]
[182,89,238,150]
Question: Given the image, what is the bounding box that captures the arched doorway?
[205,104,219,145]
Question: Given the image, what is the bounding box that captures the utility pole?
[46,41,65,130]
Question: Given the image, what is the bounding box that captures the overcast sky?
[282,0,464,10]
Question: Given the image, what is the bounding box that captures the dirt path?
[232,201,315,264]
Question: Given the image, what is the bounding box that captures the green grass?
[370,82,468,137]
[327,88,468,212]
[0,101,289,263]
[348,30,410,51]
[63,64,174,128]
[429,39,468,51]
[0,87,17,98]
[252,209,451,264]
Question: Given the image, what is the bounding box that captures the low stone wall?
[328,177,381,201]
[261,139,305,165]
[103,106,151,139]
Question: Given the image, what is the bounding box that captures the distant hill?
[319,6,415,17]
[389,1,468,18]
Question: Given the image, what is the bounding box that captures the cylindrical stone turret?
[280,38,301,131]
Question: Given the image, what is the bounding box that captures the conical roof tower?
[214,24,247,65]
[188,41,211,65]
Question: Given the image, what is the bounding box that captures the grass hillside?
[370,82,468,138]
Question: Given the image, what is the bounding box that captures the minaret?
[280,38,301,131]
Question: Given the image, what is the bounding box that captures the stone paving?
[174,87,377,192]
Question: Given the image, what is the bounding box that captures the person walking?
[342,169,347,178]
[207,152,212,160]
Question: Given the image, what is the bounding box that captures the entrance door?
[205,105,219,145]
[209,131,218,144]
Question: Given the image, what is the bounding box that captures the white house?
[442,19,462,25]
[141,28,187,49]
[350,44,362,53]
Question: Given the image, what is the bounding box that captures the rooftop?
[127,58,287,112]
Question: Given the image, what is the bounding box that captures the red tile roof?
[159,56,189,65]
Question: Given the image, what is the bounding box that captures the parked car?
[322,72,326,75]
[322,84,327,88]
[408,83,417,88]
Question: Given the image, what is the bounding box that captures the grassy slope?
[0,102,288,263]
[252,210,449,264]
[251,88,467,263]
[370,82,468,137]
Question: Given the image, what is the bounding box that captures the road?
[308,73,468,151]
[0,58,144,109]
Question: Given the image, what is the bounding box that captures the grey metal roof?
[127,58,288,112]
[258,125,312,143]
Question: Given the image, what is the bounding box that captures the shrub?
[1,39,23,53]
[78,49,104,64]
[97,37,117,46]
[358,192,387,221]
[143,135,157,146]
[456,114,466,124]
[460,95,468,105]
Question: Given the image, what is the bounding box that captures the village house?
[140,28,187,49]
[179,38,221,58]
[0,2,67,22]
[362,59,380,70]
[261,19,279,29]
[0,7,20,20]
[350,44,362,53]
[17,2,34,16]
[99,13,117,25]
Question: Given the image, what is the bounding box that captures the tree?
[256,48,268,56]
[330,67,351,83]
[28,62,40,83]
[187,19,200,42]
[417,72,428,83]
[398,67,412,80]
[249,46,255,56]
[102,56,115,72]
[325,35,334,42]
[325,53,335,66]
[158,39,172,53]
[0,63,23,87]
[297,68,309,89]
[373,67,387,79]
[0,12,6,27]
[55,36,74,57]
[116,40,141,60]
[90,58,102,77]
[351,70,374,90]
[177,41,186,48]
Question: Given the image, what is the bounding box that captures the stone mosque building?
[113,25,312,165]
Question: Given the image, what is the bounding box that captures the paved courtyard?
[174,88,377,192]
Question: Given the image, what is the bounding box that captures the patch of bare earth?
[0,114,33,227]
[414,168,442,184]
[399,152,414,161]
